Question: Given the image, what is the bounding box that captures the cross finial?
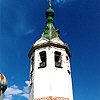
[49,0,52,7]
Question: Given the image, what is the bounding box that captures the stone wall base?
[34,96,69,100]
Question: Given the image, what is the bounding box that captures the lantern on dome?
[0,72,8,98]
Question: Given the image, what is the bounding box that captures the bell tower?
[28,1,74,100]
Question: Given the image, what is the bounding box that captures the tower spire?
[42,0,60,40]
[46,0,54,24]
[49,0,52,7]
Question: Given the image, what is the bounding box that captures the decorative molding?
[28,42,71,58]
[34,96,69,100]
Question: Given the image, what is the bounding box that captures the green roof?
[43,23,59,40]
[42,6,60,40]
[46,7,54,14]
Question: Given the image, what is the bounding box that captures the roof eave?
[28,42,71,58]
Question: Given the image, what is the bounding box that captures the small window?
[55,51,62,68]
[66,56,69,60]
[67,70,71,75]
[38,51,46,69]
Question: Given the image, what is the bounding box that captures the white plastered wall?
[31,46,73,100]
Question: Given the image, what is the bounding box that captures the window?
[66,56,69,60]
[55,51,62,68]
[67,70,71,75]
[38,51,46,69]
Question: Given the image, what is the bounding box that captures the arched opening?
[55,51,62,68]
[38,51,46,69]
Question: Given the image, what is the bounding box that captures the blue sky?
[0,0,100,100]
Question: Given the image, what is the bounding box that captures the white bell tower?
[28,1,74,100]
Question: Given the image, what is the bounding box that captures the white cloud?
[3,81,30,100]
[21,93,29,99]
[3,94,12,100]
[3,98,12,100]
[23,86,29,94]
[21,81,29,99]
[5,85,23,95]
[25,81,30,87]
[4,85,23,100]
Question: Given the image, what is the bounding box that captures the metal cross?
[49,0,52,7]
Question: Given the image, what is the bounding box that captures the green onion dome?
[46,7,55,24]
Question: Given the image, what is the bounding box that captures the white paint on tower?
[29,37,73,100]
